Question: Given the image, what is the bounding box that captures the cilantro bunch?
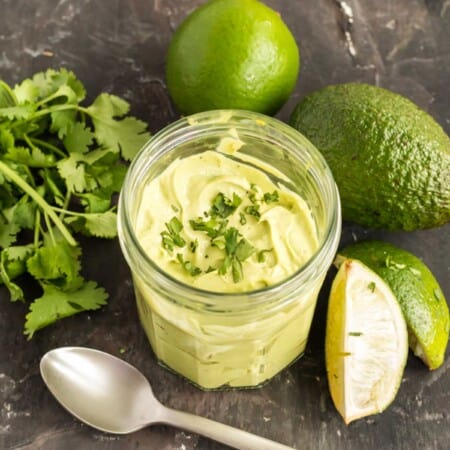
[0,68,150,338]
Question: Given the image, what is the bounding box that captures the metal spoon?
[40,347,294,450]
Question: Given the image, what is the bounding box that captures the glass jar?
[118,110,341,390]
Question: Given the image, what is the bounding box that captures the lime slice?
[325,259,408,424]
[337,240,450,369]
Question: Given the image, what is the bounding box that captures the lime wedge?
[337,240,450,369]
[325,259,408,424]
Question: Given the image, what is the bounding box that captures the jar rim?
[118,109,341,311]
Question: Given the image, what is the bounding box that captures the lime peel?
[326,258,408,424]
[338,240,450,370]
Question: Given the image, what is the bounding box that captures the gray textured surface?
[0,1,449,449]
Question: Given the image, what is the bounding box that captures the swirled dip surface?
[135,150,318,291]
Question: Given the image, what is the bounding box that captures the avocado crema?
[133,142,321,388]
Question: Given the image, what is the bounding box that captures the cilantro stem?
[29,137,66,158]
[21,164,36,188]
[62,192,72,215]
[34,209,41,247]
[43,212,56,245]
[51,205,115,217]
[30,104,78,120]
[0,160,77,246]
[34,90,71,108]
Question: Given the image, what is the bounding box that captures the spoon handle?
[159,405,295,450]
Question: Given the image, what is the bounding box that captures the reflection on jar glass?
[118,110,341,390]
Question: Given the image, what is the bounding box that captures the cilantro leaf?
[57,154,87,192]
[64,210,118,238]
[13,79,41,104]
[81,210,118,238]
[4,145,55,168]
[80,149,127,193]
[24,281,108,338]
[91,115,150,161]
[3,198,36,231]
[47,68,86,102]
[27,231,83,290]
[77,192,112,213]
[0,127,15,150]
[86,91,149,161]
[50,109,77,139]
[63,122,94,153]
[0,104,36,120]
[0,79,17,107]
[87,93,130,118]
[0,245,34,301]
[14,68,86,104]
[0,217,20,249]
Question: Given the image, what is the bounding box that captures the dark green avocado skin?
[290,83,450,230]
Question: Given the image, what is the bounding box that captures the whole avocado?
[290,83,450,230]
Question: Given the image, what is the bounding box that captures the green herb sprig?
[0,68,150,337]
[217,227,256,282]
[161,217,186,252]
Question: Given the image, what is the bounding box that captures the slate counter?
[0,1,449,449]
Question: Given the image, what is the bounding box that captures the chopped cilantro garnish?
[248,191,258,204]
[234,237,256,262]
[224,227,240,255]
[245,204,260,220]
[190,239,198,253]
[263,190,279,203]
[217,228,256,282]
[190,217,228,238]
[161,217,186,252]
[257,249,272,263]
[176,253,202,276]
[209,192,242,218]
[368,281,376,292]
[167,186,274,284]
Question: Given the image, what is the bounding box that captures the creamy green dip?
[132,141,322,389]
[136,149,318,292]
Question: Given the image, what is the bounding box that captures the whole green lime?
[166,0,300,115]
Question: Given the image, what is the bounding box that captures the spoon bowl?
[40,346,294,450]
[40,347,158,433]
